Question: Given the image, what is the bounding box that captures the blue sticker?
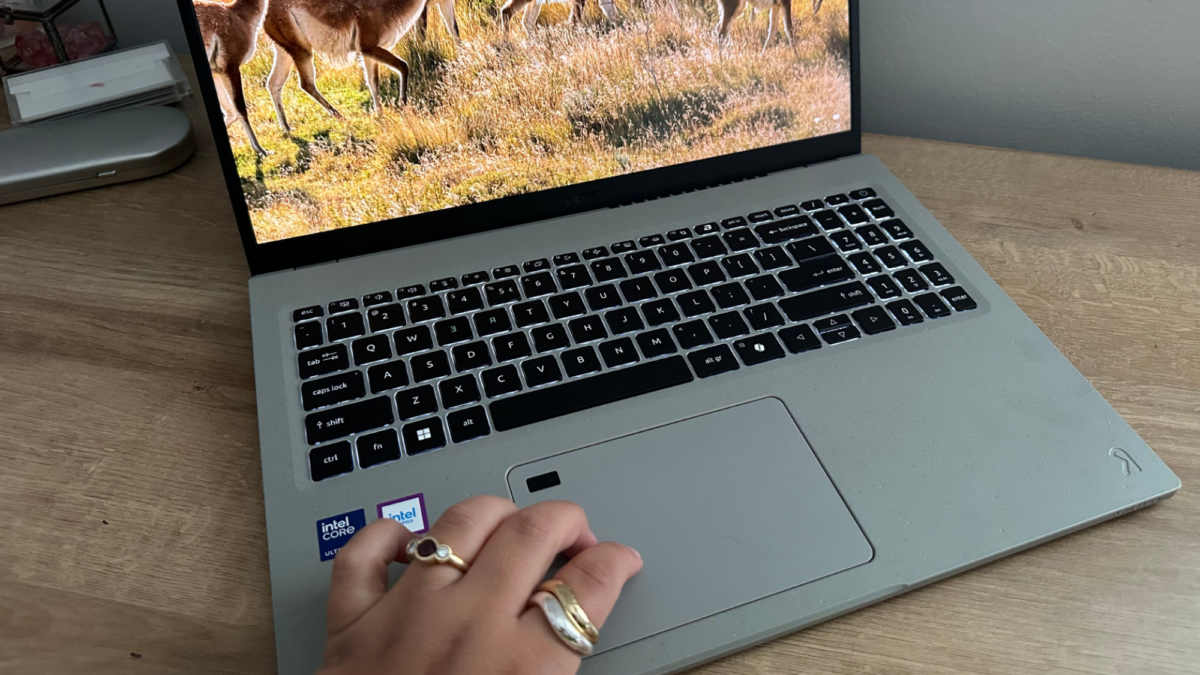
[316,509,365,562]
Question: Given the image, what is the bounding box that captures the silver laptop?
[175,0,1179,672]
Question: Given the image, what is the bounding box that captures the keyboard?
[291,188,979,482]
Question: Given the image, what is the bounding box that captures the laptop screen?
[194,0,850,244]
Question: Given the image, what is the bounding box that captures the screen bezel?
[175,0,860,276]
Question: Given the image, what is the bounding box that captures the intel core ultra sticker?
[316,509,365,562]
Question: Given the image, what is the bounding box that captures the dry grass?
[222,0,850,242]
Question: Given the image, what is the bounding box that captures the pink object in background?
[14,29,58,68]
[13,22,109,68]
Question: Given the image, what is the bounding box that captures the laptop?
[174,0,1180,672]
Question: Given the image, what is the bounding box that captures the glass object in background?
[0,0,117,74]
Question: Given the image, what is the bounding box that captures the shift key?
[306,397,394,445]
[779,282,873,322]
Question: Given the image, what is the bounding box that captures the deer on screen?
[193,0,269,156]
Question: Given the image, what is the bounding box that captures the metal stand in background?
[0,0,118,75]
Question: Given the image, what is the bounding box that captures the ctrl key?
[309,441,353,482]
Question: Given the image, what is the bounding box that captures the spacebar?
[490,356,694,432]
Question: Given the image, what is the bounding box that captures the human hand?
[317,495,643,675]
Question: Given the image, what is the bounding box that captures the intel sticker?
[316,509,365,562]
[377,493,428,534]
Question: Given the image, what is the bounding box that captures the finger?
[326,518,416,635]
[399,494,519,589]
[464,500,599,609]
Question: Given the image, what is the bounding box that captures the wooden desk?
[1,95,1197,673]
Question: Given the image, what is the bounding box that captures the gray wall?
[114,0,1200,171]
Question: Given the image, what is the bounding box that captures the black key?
[452,341,492,371]
[585,284,623,311]
[298,344,349,379]
[625,250,662,275]
[655,269,694,294]
[367,360,408,394]
[568,315,608,343]
[513,300,551,328]
[562,346,602,377]
[688,345,740,378]
[779,325,822,354]
[722,228,759,252]
[863,198,895,219]
[302,371,366,411]
[474,308,512,337]
[780,256,854,292]
[774,204,801,217]
[402,418,447,455]
[748,210,774,223]
[357,429,401,469]
[721,254,759,278]
[363,292,393,309]
[439,374,482,408]
[733,333,785,365]
[619,277,658,303]
[352,334,392,365]
[310,442,353,481]
[848,251,882,275]
[485,280,521,306]
[555,265,593,290]
[394,325,434,355]
[396,284,426,300]
[709,312,750,339]
[639,233,666,248]
[677,290,716,317]
[605,307,646,334]
[461,270,490,286]
[397,385,439,420]
[411,350,452,382]
[779,282,873,321]
[822,325,861,345]
[327,312,366,341]
[754,216,817,245]
[852,306,897,335]
[582,246,609,260]
[493,332,532,362]
[672,320,713,349]
[825,194,850,206]
[328,298,359,315]
[881,219,914,240]
[693,222,719,235]
[914,293,952,318]
[482,365,522,397]
[523,355,564,387]
[812,314,851,332]
[447,406,491,443]
[744,303,785,330]
[305,396,393,445]
[611,240,636,254]
[490,356,694,431]
[658,242,695,267]
[744,275,785,300]
[721,216,749,229]
[407,296,446,322]
[849,188,876,200]
[532,323,571,352]
[685,261,725,287]
[521,272,557,298]
[854,224,887,247]
[553,252,581,266]
[899,240,933,263]
[637,329,677,359]
[667,228,693,241]
[800,199,825,211]
[920,263,955,287]
[787,236,836,262]
[941,287,978,312]
[549,292,587,319]
[493,264,520,279]
[523,258,551,273]
[590,258,628,283]
[366,304,406,332]
[712,282,751,308]
[829,230,863,252]
[642,298,682,326]
[836,205,869,226]
[599,337,640,368]
[867,275,903,300]
[874,246,907,269]
[434,317,473,345]
[887,299,924,325]
[429,277,458,292]
[813,210,843,231]
[754,246,792,270]
[295,321,323,350]
[294,305,324,322]
[894,269,929,294]
[691,235,727,259]
[447,288,485,315]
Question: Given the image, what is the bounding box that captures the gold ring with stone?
[537,579,600,643]
[528,591,594,655]
[406,536,469,573]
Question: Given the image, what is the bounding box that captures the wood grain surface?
[1,70,1197,674]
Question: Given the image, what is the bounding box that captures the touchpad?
[507,398,873,654]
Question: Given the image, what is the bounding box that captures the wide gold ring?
[406,536,469,573]
[538,579,600,643]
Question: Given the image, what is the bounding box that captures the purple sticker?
[377,493,428,534]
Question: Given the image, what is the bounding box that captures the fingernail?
[629,545,642,560]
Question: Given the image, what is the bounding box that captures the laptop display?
[194,0,850,244]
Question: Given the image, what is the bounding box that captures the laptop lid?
[174,0,860,276]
